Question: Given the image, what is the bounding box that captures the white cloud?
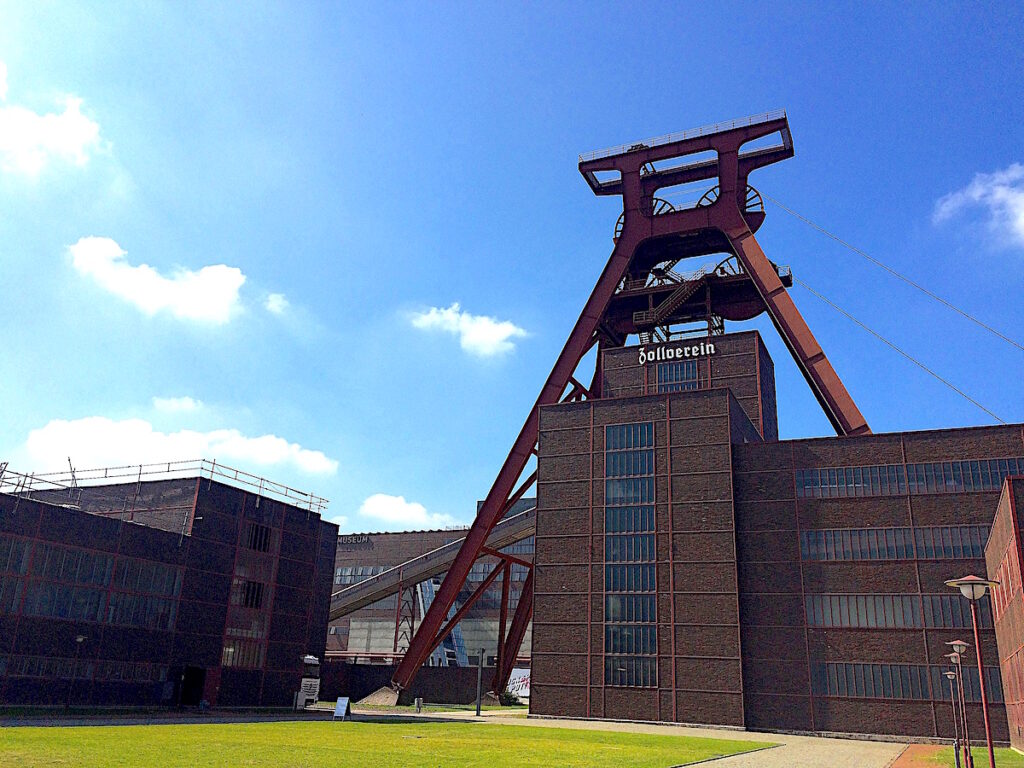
[0,62,102,176]
[933,163,1024,248]
[410,302,528,357]
[152,396,203,413]
[23,416,338,476]
[356,493,459,531]
[68,236,246,324]
[327,514,349,529]
[265,293,289,315]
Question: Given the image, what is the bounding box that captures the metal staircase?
[632,276,706,327]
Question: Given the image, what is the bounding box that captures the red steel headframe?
[391,111,869,695]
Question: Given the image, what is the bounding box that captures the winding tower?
[389,110,870,696]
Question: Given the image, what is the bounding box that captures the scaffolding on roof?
[0,458,329,515]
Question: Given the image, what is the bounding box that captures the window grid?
[804,593,994,629]
[795,458,1024,499]
[0,535,183,632]
[604,422,657,689]
[655,361,699,393]
[2,653,168,684]
[800,525,988,562]
[810,662,1002,703]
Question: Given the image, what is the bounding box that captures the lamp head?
[946,640,969,656]
[945,575,998,602]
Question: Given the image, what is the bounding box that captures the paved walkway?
[358,708,908,767]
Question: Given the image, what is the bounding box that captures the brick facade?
[0,478,336,709]
[986,478,1024,748]
[533,330,1022,740]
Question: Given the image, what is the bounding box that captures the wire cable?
[764,194,1024,353]
[794,277,1006,425]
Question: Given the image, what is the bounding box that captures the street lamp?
[947,575,1000,768]
[945,669,962,768]
[65,634,87,711]
[946,648,972,768]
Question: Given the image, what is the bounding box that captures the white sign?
[506,667,530,701]
[333,696,351,720]
[638,341,715,366]
[295,676,320,710]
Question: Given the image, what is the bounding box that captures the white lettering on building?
[637,341,716,366]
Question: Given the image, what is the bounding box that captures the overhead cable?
[764,194,1024,353]
[794,277,1006,425]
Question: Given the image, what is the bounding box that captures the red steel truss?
[391,110,870,695]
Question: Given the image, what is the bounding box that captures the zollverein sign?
[637,341,716,366]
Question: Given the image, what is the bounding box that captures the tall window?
[656,361,699,393]
[604,422,658,688]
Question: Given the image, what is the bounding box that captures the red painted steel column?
[391,232,639,692]
[491,562,511,693]
[494,567,534,695]
[970,600,997,768]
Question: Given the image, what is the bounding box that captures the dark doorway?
[180,666,205,706]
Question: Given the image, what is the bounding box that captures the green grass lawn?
[0,720,774,768]
[927,746,1024,767]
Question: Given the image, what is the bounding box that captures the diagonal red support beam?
[723,222,870,436]
[492,566,533,694]
[392,274,618,691]
[568,376,591,399]
[480,547,532,569]
[501,471,537,517]
[424,560,504,661]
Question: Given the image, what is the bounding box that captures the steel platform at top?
[578,109,787,163]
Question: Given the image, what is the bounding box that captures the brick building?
[531,330,1022,740]
[0,465,336,708]
[986,477,1024,748]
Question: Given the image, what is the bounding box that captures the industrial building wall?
[0,478,336,709]
[531,388,756,725]
[532,332,1023,740]
[987,478,1024,750]
[734,426,1022,741]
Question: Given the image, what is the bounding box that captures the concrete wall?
[320,660,485,705]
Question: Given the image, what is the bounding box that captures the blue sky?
[1,2,1022,532]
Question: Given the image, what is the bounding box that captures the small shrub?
[498,690,521,706]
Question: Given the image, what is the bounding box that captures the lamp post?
[947,575,1000,768]
[65,634,87,711]
[945,669,962,768]
[946,647,972,768]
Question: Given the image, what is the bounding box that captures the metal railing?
[0,458,329,514]
[578,109,787,163]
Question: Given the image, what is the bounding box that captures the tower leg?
[391,234,639,693]
[725,224,870,436]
